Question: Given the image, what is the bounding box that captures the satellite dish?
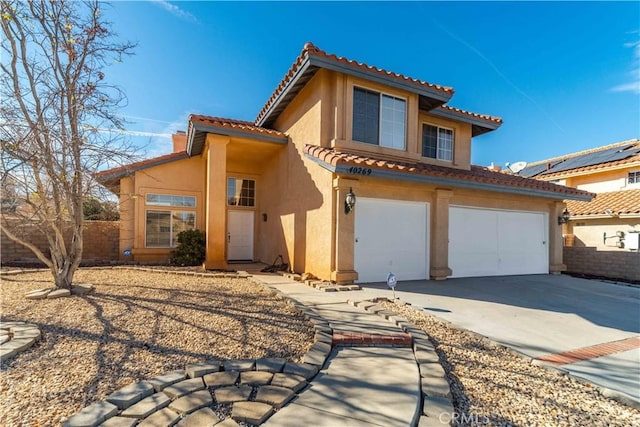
[508,161,528,173]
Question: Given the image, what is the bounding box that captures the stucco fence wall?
[1,217,119,265]
[563,246,640,282]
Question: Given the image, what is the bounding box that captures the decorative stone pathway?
[53,269,452,426]
[0,321,41,362]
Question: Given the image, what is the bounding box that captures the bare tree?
[1,0,135,289]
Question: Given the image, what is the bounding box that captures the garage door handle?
[355,238,359,243]
[542,241,546,245]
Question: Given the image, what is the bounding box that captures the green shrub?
[171,229,206,266]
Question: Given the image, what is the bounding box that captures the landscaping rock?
[47,288,71,299]
[25,289,51,299]
[72,284,95,295]
[231,401,274,425]
[214,418,240,427]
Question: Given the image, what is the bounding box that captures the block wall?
[1,218,119,265]
[563,246,640,282]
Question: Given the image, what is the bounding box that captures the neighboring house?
[96,43,592,283]
[519,139,640,282]
[519,139,640,251]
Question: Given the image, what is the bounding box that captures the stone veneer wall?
[563,246,640,282]
[1,218,119,265]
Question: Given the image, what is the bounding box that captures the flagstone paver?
[214,385,252,404]
[232,401,274,425]
[203,371,239,388]
[175,407,220,426]
[0,321,41,362]
[168,390,213,415]
[120,393,171,419]
[163,378,205,399]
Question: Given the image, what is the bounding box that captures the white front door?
[227,210,254,261]
[448,207,548,277]
[355,198,429,283]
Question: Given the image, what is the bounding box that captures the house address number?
[347,166,372,176]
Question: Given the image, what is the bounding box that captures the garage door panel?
[449,207,548,278]
[355,198,428,283]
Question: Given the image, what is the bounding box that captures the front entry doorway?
[227,210,254,261]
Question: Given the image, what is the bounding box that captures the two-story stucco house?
[96,43,592,283]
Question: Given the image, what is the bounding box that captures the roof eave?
[187,122,289,156]
[429,108,502,137]
[305,154,591,202]
[257,53,454,128]
[94,152,189,183]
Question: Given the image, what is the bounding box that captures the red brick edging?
[535,336,640,366]
[332,331,412,347]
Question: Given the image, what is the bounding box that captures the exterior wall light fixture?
[345,187,356,215]
[558,208,570,225]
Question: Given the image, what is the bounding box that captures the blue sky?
[103,1,639,167]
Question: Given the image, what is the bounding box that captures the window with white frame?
[145,193,196,248]
[146,211,195,248]
[227,178,255,207]
[422,124,453,161]
[628,171,640,185]
[146,194,196,207]
[352,87,406,150]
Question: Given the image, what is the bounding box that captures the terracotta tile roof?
[189,115,287,138]
[95,151,188,182]
[437,105,502,125]
[256,42,454,125]
[566,189,640,216]
[304,145,593,200]
[527,139,640,179]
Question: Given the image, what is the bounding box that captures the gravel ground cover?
[379,300,640,427]
[0,269,313,426]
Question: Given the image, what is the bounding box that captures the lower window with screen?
[146,210,195,247]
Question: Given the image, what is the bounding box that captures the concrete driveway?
[358,274,640,405]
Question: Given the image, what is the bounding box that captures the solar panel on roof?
[519,161,561,178]
[539,144,638,175]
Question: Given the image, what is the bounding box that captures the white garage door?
[355,198,428,283]
[449,207,548,278]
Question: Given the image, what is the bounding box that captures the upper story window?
[422,124,453,162]
[227,178,255,207]
[352,87,406,150]
[628,171,640,185]
[146,194,196,207]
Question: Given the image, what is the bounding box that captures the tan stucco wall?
[268,70,334,278]
[119,156,205,263]
[568,218,640,250]
[554,165,639,193]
